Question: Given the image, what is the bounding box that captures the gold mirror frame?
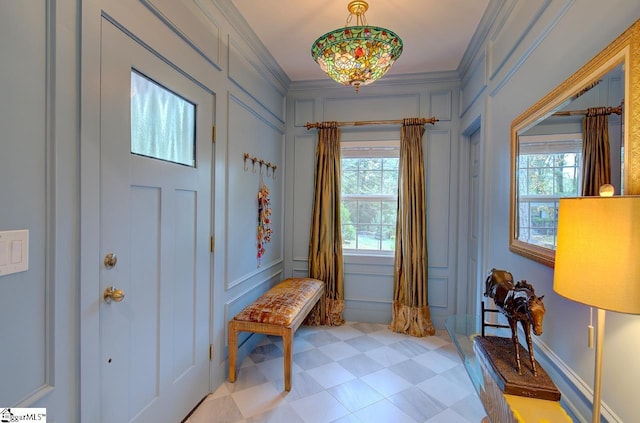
[510,19,640,267]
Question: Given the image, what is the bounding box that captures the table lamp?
[554,195,640,423]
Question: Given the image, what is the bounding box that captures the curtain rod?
[552,105,622,117]
[305,117,438,130]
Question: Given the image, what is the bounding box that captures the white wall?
[79,1,290,419]
[285,75,462,328]
[1,0,289,421]
[2,0,639,422]
[459,1,640,421]
[0,1,79,421]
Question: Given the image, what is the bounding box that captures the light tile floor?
[185,322,486,423]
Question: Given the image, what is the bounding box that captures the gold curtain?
[581,107,612,196]
[307,122,345,326]
[389,118,435,337]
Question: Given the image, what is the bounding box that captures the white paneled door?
[99,19,212,423]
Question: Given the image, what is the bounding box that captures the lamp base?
[475,336,561,401]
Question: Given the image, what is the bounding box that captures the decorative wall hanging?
[243,153,277,266]
[256,181,272,267]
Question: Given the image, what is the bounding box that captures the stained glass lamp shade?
[311,1,403,92]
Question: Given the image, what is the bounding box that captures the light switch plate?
[0,230,29,276]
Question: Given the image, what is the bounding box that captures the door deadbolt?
[104,253,118,269]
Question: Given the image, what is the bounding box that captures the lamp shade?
[311,25,403,91]
[554,196,640,314]
[310,1,403,92]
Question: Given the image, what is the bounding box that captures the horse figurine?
[483,268,546,377]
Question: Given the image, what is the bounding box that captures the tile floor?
[185,322,486,423]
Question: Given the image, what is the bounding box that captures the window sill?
[343,252,394,266]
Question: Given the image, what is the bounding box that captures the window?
[517,133,582,249]
[341,140,399,253]
[130,70,196,167]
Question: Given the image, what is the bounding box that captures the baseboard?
[532,336,622,422]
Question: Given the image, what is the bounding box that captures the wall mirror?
[510,19,640,267]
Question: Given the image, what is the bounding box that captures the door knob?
[104,286,125,303]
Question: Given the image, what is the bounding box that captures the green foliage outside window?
[341,148,399,253]
[518,148,581,249]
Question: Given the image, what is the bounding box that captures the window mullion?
[341,140,399,254]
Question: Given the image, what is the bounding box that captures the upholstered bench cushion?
[233,278,324,326]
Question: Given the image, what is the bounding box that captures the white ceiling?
[231,0,490,82]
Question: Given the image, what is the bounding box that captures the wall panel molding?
[286,75,461,326]
[228,92,284,133]
[457,0,506,78]
[344,297,392,305]
[489,0,551,80]
[292,268,309,278]
[343,268,393,278]
[226,260,283,290]
[226,269,282,308]
[228,35,286,123]
[292,134,315,259]
[343,299,392,323]
[141,0,222,70]
[42,0,56,405]
[324,93,420,122]
[225,93,284,287]
[427,277,449,308]
[488,0,574,97]
[430,90,452,121]
[460,51,488,116]
[289,70,459,92]
[294,99,314,128]
[0,0,54,407]
[425,129,452,268]
[210,0,290,88]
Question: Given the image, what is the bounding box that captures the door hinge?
[212,125,216,143]
[210,235,215,253]
[209,344,213,361]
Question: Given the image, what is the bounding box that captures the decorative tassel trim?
[303,297,345,326]
[389,301,435,337]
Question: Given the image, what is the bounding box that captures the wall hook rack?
[243,153,277,179]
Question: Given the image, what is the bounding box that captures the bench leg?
[228,321,238,383]
[283,329,292,391]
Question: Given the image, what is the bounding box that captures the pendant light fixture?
[311,1,403,92]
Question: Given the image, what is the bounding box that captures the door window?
[130,70,196,167]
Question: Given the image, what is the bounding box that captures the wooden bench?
[228,277,325,391]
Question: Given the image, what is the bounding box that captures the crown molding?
[458,0,508,79]
[289,70,460,92]
[210,0,291,89]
